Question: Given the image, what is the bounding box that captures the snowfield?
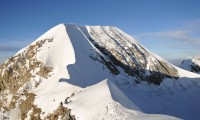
[1,23,200,120]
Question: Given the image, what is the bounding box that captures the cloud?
[0,44,20,64]
[0,39,31,50]
[132,19,200,65]
[134,30,200,56]
[0,39,32,64]
[0,39,31,47]
[0,45,21,52]
[135,18,200,44]
[135,30,200,46]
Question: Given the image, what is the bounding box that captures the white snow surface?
[3,23,200,120]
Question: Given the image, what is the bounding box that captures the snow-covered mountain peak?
[180,58,200,74]
[25,23,179,85]
[0,23,200,120]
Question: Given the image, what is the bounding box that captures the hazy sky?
[0,0,200,65]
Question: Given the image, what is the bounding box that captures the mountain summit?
[0,24,200,120]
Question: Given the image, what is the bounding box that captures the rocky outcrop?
[0,38,53,118]
[19,92,41,120]
[47,103,76,120]
[0,38,53,94]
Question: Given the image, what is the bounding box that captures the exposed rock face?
[180,59,200,73]
[47,103,75,120]
[87,26,178,85]
[0,38,52,93]
[19,92,41,120]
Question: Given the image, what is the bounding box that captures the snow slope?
[67,79,178,120]
[1,23,200,120]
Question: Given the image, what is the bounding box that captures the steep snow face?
[0,23,200,120]
[180,58,200,74]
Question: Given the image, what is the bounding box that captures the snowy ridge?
[0,23,200,120]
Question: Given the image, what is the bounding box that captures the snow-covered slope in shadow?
[63,24,110,87]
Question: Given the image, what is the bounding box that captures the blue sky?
[0,0,200,65]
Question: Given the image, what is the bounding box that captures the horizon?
[1,0,200,66]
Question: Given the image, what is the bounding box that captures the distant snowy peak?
[180,58,200,73]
